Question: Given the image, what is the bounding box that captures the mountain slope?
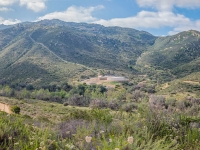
[1,20,200,86]
[0,20,157,86]
[28,20,156,70]
[136,30,200,81]
[0,33,87,87]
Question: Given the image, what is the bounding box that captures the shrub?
[11,106,20,114]
[63,102,69,106]
[49,96,63,103]
[68,110,92,121]
[0,86,15,97]
[26,84,34,91]
[107,101,119,110]
[187,105,200,115]
[166,98,177,107]
[68,94,90,106]
[57,119,89,139]
[16,89,31,99]
[149,95,167,109]
[121,102,137,112]
[176,100,191,111]
[145,109,174,139]
[89,99,107,109]
[188,97,200,105]
[132,90,145,102]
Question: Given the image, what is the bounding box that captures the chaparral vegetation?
[1,20,200,150]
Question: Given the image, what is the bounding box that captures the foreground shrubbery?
[0,112,60,150]
[1,100,200,150]
[1,82,200,149]
[0,110,174,150]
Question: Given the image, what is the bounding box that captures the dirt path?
[0,102,11,114]
[183,81,200,85]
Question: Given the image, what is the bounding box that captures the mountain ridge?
[0,19,200,86]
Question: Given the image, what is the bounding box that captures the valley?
[1,20,200,150]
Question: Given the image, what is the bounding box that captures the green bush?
[68,94,91,107]
[89,99,107,109]
[121,102,137,112]
[63,102,69,106]
[166,98,177,107]
[11,106,20,114]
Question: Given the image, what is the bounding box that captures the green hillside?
[136,30,200,82]
[0,25,93,87]
[0,20,157,87]
[29,20,156,70]
[1,20,200,87]
[157,71,200,97]
[2,20,200,150]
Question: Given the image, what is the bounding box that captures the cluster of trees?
[0,79,159,112]
[0,82,107,103]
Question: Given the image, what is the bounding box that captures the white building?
[98,75,128,82]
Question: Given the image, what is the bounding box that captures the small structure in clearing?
[98,75,128,82]
[82,75,128,88]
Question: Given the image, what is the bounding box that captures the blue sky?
[0,0,200,36]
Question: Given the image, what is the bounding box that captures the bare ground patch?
[82,77,117,88]
[0,102,11,114]
[183,81,200,85]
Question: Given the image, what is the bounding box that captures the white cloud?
[94,11,190,28]
[37,5,104,22]
[169,20,200,35]
[0,0,46,12]
[0,17,21,25]
[133,0,200,34]
[136,0,200,10]
[20,0,46,12]
[0,7,13,12]
[0,0,17,6]
[37,5,200,35]
[94,10,200,35]
[94,11,200,35]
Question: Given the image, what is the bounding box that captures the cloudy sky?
[0,0,200,35]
